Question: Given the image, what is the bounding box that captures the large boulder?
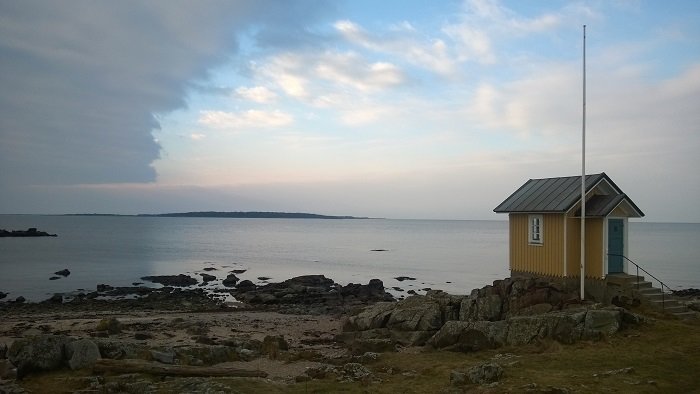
[8,335,71,378]
[386,296,443,332]
[467,362,504,384]
[344,291,484,348]
[429,307,630,351]
[222,274,239,287]
[343,302,396,332]
[65,339,100,370]
[583,308,622,339]
[428,320,507,351]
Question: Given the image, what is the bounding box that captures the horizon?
[0,212,693,225]
[1,1,698,222]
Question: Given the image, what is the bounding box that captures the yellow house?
[494,173,644,279]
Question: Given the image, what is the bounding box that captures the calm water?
[0,215,698,301]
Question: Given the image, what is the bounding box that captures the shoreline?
[2,274,699,392]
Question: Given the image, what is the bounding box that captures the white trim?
[528,214,544,245]
[563,214,567,276]
[623,217,629,273]
[603,216,608,278]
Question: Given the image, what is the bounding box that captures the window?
[529,214,543,245]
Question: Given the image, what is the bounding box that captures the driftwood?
[93,359,268,378]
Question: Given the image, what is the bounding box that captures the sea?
[1,215,698,302]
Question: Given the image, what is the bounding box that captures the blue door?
[608,219,624,273]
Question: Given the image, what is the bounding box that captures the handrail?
[608,253,672,311]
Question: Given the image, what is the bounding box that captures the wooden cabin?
[494,173,644,279]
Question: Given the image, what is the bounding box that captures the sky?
[1,0,699,222]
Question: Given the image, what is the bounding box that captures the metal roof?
[493,172,644,217]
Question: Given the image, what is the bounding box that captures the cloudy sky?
[1,0,698,222]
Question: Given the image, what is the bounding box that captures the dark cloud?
[0,1,333,192]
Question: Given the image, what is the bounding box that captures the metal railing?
[608,253,671,311]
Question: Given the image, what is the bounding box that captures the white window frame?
[529,214,543,245]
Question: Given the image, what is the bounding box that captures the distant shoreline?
[64,211,370,220]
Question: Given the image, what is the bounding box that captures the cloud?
[335,20,458,75]
[235,86,278,103]
[0,1,332,189]
[199,109,294,130]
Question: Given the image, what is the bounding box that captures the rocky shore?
[1,274,696,393]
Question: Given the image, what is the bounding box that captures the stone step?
[637,286,661,295]
[606,274,645,285]
[629,281,653,289]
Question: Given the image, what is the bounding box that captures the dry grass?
[15,316,700,393]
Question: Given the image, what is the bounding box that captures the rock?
[141,274,197,287]
[428,320,507,351]
[0,343,7,359]
[222,273,239,287]
[8,335,71,378]
[151,349,176,364]
[96,318,122,334]
[49,276,61,280]
[200,273,216,283]
[0,379,24,394]
[236,279,256,291]
[65,339,100,370]
[1,359,16,380]
[14,296,25,303]
[233,275,392,313]
[467,362,503,384]
[54,269,70,277]
[94,339,142,360]
[672,288,700,297]
[343,302,396,331]
[0,291,7,299]
[394,276,416,281]
[460,292,503,322]
[594,366,635,377]
[583,308,621,339]
[261,335,288,359]
[47,293,63,304]
[134,332,153,340]
[257,276,272,281]
[202,267,217,271]
[96,284,114,292]
[231,269,247,274]
[351,338,395,354]
[386,296,443,332]
[341,363,372,382]
[450,370,468,386]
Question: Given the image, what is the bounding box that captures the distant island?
[68,211,368,219]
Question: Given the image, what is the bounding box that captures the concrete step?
[637,286,661,295]
[606,274,645,285]
[629,281,653,289]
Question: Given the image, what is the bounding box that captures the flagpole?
[580,25,587,300]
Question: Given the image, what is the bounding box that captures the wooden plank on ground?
[92,359,268,378]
